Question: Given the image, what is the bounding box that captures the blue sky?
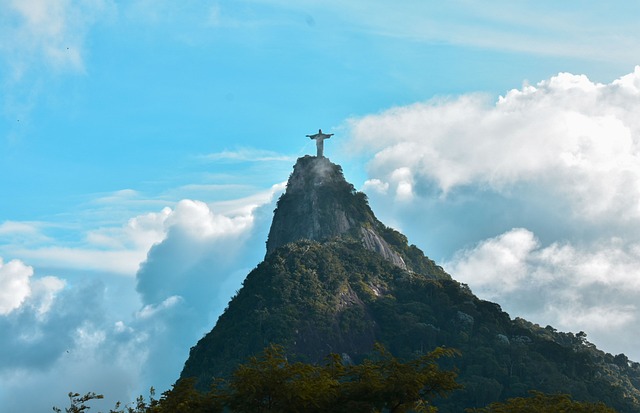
[3,1,640,411]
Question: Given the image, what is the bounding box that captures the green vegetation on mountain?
[53,351,619,412]
[182,238,640,412]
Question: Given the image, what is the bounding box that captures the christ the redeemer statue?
[306,129,333,157]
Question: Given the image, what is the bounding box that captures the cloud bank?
[347,67,640,361]
[445,229,640,360]
[351,67,640,215]
[0,184,282,411]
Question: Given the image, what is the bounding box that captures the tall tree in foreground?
[53,392,104,413]
[223,343,460,413]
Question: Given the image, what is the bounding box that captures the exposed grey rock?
[266,156,362,255]
[337,284,363,311]
[360,227,407,270]
[266,156,409,270]
[512,335,532,344]
[457,311,475,327]
[341,353,354,365]
[496,334,510,345]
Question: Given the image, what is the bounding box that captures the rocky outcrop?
[266,156,411,271]
[360,227,407,270]
[266,156,363,255]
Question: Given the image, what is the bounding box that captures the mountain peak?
[277,155,349,193]
[266,156,414,270]
[266,156,371,254]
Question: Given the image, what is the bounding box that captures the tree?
[338,344,461,413]
[152,378,222,413]
[53,392,104,413]
[467,391,618,413]
[224,344,339,413]
[222,343,460,413]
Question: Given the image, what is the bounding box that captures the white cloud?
[348,67,640,222]
[444,228,640,359]
[200,148,295,163]
[0,258,65,316]
[0,184,283,413]
[5,207,170,275]
[0,314,147,412]
[0,221,39,235]
[1,184,285,281]
[0,256,148,411]
[135,196,276,305]
[0,221,52,246]
[166,199,254,239]
[16,247,150,276]
[444,228,536,295]
[136,296,182,320]
[362,178,389,195]
[30,276,66,316]
[0,258,33,315]
[130,188,280,394]
[0,181,282,410]
[86,207,172,250]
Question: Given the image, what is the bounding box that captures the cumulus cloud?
[132,192,280,391]
[444,228,640,359]
[86,207,171,250]
[134,195,276,304]
[349,67,640,220]
[0,259,86,369]
[0,180,283,411]
[446,229,640,299]
[0,258,33,315]
[0,257,64,315]
[0,294,148,412]
[347,67,640,255]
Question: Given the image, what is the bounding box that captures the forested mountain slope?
[181,156,640,412]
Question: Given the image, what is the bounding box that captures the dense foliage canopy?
[467,391,618,413]
[180,237,640,412]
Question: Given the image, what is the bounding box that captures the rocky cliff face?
[265,156,363,255]
[266,156,409,270]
